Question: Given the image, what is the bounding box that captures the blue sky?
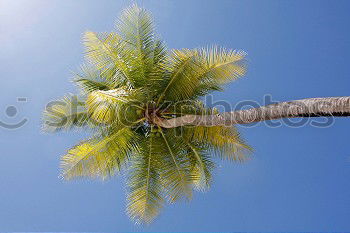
[1,0,350,231]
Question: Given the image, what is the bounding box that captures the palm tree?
[42,5,350,224]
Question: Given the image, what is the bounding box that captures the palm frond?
[158,47,247,103]
[83,31,129,84]
[61,127,138,180]
[157,49,198,104]
[159,129,193,202]
[73,64,115,94]
[42,95,90,132]
[86,87,146,125]
[116,4,165,89]
[86,87,129,124]
[75,78,111,93]
[197,46,247,84]
[187,143,215,191]
[144,39,168,96]
[127,133,164,224]
[116,4,155,58]
[184,125,252,161]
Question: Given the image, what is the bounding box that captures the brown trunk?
[155,97,350,128]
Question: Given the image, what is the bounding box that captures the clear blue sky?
[1,0,350,231]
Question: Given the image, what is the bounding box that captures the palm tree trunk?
[155,97,350,128]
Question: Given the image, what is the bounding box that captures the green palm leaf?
[86,87,128,124]
[159,129,193,202]
[73,64,115,94]
[158,47,247,103]
[86,87,146,125]
[116,4,155,58]
[187,143,215,191]
[83,31,129,85]
[127,133,164,224]
[184,125,252,161]
[61,127,137,180]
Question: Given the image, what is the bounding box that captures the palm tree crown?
[42,5,250,223]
